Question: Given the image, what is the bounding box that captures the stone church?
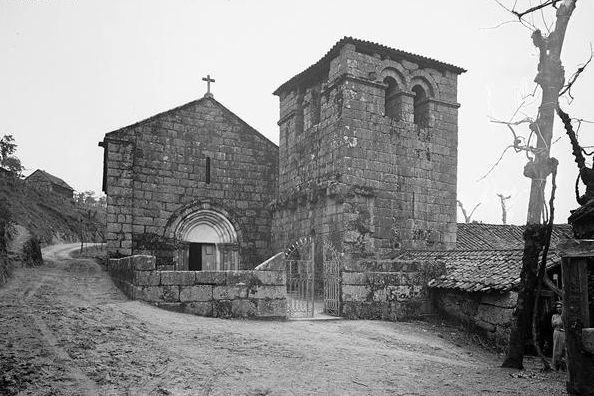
[100,37,464,270]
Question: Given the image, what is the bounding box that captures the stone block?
[226,271,264,287]
[475,318,496,333]
[213,286,241,300]
[162,285,180,302]
[179,285,212,302]
[368,272,401,287]
[476,304,513,326]
[132,255,156,271]
[248,285,286,300]
[160,271,195,286]
[256,299,287,318]
[342,285,370,302]
[253,270,286,286]
[138,286,163,302]
[342,301,384,320]
[480,292,518,309]
[231,300,257,318]
[387,285,419,302]
[213,300,233,318]
[133,271,160,286]
[182,302,213,317]
[342,272,368,285]
[195,271,228,285]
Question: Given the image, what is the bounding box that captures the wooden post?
[559,239,594,395]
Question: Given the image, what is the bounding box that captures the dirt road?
[0,244,566,395]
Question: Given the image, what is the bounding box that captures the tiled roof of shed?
[394,223,572,293]
[456,223,573,250]
[396,249,562,293]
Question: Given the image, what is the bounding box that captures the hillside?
[0,172,105,245]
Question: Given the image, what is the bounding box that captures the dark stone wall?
[432,289,516,348]
[108,255,287,319]
[103,97,278,269]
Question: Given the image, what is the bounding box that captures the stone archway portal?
[176,209,239,271]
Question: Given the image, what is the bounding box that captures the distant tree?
[97,194,106,208]
[496,193,512,224]
[457,200,481,223]
[0,135,24,176]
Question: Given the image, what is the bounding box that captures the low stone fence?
[432,289,516,347]
[341,259,431,320]
[108,255,287,319]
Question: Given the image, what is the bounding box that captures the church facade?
[101,37,464,270]
[100,95,278,270]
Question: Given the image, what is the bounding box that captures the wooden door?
[201,243,216,270]
[188,243,202,271]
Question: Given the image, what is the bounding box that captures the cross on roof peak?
[202,74,215,98]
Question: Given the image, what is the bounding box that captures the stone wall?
[432,289,516,347]
[273,39,462,257]
[341,258,434,320]
[108,255,287,319]
[102,97,278,268]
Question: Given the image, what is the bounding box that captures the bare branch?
[492,0,539,30]
[469,203,482,219]
[481,20,522,30]
[559,44,594,100]
[478,145,515,181]
[514,0,560,19]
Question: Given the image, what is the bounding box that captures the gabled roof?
[25,169,74,191]
[274,36,466,95]
[456,223,573,250]
[103,96,277,149]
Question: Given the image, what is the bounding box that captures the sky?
[1,0,593,225]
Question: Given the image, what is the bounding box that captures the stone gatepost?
[559,201,594,395]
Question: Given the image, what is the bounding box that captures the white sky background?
[1,0,593,225]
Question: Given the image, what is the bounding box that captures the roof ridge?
[274,36,466,95]
[103,96,277,149]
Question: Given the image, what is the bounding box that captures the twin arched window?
[384,79,431,127]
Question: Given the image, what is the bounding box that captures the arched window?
[412,85,429,126]
[384,77,402,121]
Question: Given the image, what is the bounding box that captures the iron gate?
[285,237,315,318]
[323,239,342,316]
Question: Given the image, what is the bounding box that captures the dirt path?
[0,244,567,395]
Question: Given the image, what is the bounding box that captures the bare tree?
[457,200,481,223]
[490,0,578,370]
[496,194,511,224]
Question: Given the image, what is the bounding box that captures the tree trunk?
[502,224,547,368]
[502,0,576,368]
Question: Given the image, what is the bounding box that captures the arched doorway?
[172,209,239,271]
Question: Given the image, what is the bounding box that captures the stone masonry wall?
[273,40,461,258]
[103,97,278,268]
[432,289,516,348]
[341,258,436,320]
[108,255,287,319]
